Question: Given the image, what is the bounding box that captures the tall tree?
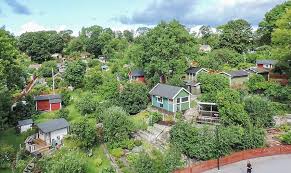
[63,60,86,88]
[219,19,253,53]
[257,1,291,45]
[134,20,197,84]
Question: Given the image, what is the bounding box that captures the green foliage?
[38,61,57,77]
[219,19,253,53]
[115,83,149,114]
[149,112,163,125]
[71,118,97,148]
[76,93,98,115]
[0,144,15,169]
[84,67,103,90]
[132,20,197,84]
[244,96,275,128]
[216,89,251,127]
[110,148,124,158]
[132,152,158,173]
[197,48,244,70]
[247,74,267,93]
[56,108,69,119]
[40,148,85,173]
[103,106,132,147]
[0,88,12,130]
[63,60,86,88]
[197,73,229,96]
[18,31,64,63]
[0,29,26,91]
[258,1,291,45]
[11,95,37,124]
[61,90,71,107]
[271,8,291,68]
[280,131,291,144]
[170,122,265,160]
[97,73,119,100]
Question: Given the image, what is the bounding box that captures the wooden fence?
[175,145,291,173]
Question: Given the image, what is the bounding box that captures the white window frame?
[157,96,163,104]
[181,97,189,103]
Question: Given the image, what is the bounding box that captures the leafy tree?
[103,106,132,146]
[97,73,119,100]
[163,147,184,173]
[71,118,97,148]
[0,144,15,168]
[63,60,86,88]
[123,30,134,42]
[0,88,12,130]
[116,83,149,114]
[258,1,291,45]
[219,19,253,53]
[84,67,103,90]
[197,73,229,94]
[56,108,69,119]
[11,95,37,124]
[38,61,57,77]
[40,149,85,173]
[197,48,244,70]
[244,96,275,128]
[18,31,64,63]
[76,93,98,115]
[64,37,85,54]
[0,29,26,91]
[133,152,158,173]
[271,8,291,75]
[133,20,197,83]
[247,74,267,93]
[216,89,251,127]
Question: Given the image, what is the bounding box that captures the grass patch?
[130,111,149,131]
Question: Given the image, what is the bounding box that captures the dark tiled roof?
[131,70,144,77]
[185,67,208,74]
[256,60,278,65]
[149,83,188,98]
[49,99,62,104]
[225,70,249,78]
[34,94,61,101]
[36,118,69,133]
[246,67,270,74]
[18,119,33,126]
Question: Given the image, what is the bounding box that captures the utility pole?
[52,68,55,94]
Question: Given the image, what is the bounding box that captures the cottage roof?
[34,94,61,101]
[36,118,69,133]
[185,67,207,74]
[131,70,145,77]
[149,83,190,98]
[246,67,270,74]
[256,60,278,65]
[223,70,249,78]
[18,119,33,126]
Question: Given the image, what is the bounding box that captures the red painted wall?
[137,76,145,83]
[51,103,61,111]
[257,64,264,68]
[37,100,50,111]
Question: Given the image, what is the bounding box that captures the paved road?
[204,154,291,173]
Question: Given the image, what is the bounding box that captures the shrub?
[0,144,15,168]
[56,108,69,119]
[134,140,142,147]
[71,118,97,148]
[149,112,163,125]
[38,61,57,77]
[110,148,124,158]
[76,94,98,115]
[280,131,291,144]
[94,158,103,167]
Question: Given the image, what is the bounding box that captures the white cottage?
[17,119,33,133]
[25,118,69,154]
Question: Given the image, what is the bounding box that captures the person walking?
[247,161,252,173]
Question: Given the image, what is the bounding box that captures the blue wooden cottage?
[149,83,191,113]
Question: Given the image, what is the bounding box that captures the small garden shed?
[149,83,191,113]
[17,119,33,133]
[35,94,62,112]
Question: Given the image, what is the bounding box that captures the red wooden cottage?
[35,94,62,112]
[129,70,145,83]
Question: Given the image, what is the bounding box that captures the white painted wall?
[39,130,45,141]
[50,128,68,144]
[20,124,32,133]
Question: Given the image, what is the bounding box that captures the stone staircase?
[23,157,36,173]
[135,124,171,150]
